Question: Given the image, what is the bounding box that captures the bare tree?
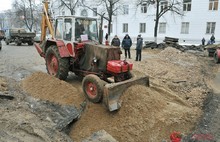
[12,0,37,31]
[136,0,183,42]
[57,0,81,15]
[81,0,121,36]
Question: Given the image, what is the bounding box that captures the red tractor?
[35,1,149,111]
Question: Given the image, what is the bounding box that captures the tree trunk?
[154,18,159,43]
[154,0,160,43]
[99,14,104,44]
[108,16,111,36]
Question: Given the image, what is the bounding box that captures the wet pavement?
[0,42,46,80]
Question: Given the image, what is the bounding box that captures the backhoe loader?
[34,0,149,111]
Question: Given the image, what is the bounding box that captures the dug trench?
[0,47,219,141]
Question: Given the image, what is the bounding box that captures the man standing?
[135,34,143,61]
[122,34,132,59]
[111,35,120,47]
[202,38,205,45]
[210,34,215,44]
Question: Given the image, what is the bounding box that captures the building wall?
[52,0,220,45]
[109,0,220,45]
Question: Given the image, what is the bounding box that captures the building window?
[181,22,189,34]
[183,0,191,11]
[209,0,218,10]
[141,3,148,13]
[81,9,88,16]
[62,11,65,16]
[139,23,146,33]
[206,22,216,34]
[123,23,128,33]
[159,22,166,33]
[93,8,97,16]
[160,1,168,12]
[123,5,129,14]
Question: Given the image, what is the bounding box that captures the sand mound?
[70,85,201,142]
[0,77,8,92]
[21,72,85,107]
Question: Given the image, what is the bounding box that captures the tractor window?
[75,18,98,41]
[63,18,72,41]
[55,19,63,39]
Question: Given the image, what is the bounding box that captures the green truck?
[5,28,36,46]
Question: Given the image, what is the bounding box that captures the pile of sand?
[136,47,211,107]
[0,78,7,92]
[70,85,201,141]
[21,72,85,107]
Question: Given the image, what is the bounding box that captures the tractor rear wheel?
[45,45,69,80]
[82,74,105,103]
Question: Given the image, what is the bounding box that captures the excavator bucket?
[103,73,149,111]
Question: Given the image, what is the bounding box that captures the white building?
[52,0,220,45]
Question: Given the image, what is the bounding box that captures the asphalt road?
[0,41,46,80]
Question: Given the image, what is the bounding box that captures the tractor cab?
[54,16,98,43]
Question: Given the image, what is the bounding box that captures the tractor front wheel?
[82,74,105,103]
[45,45,69,80]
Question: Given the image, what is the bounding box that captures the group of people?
[202,34,215,45]
[110,34,143,61]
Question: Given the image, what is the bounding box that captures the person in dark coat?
[111,35,120,47]
[202,38,205,45]
[105,33,108,41]
[135,34,143,61]
[122,34,132,59]
[210,34,215,44]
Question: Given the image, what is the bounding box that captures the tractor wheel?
[82,74,105,103]
[45,45,69,80]
[214,51,220,63]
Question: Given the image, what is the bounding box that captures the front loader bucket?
[103,73,149,111]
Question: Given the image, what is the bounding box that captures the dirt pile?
[70,85,201,141]
[1,76,77,142]
[0,77,8,92]
[22,72,85,107]
[135,47,211,108]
